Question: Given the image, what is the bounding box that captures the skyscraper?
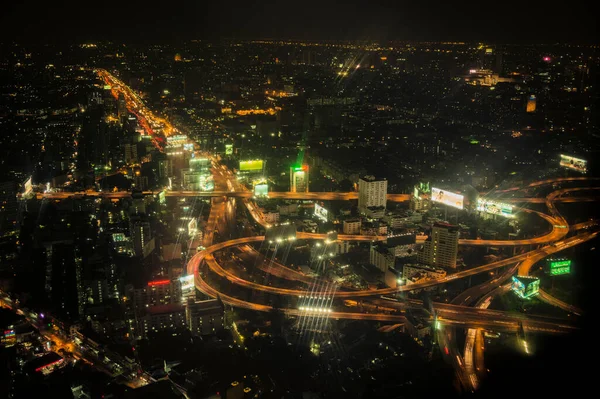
[117,92,128,122]
[48,242,84,319]
[416,222,459,269]
[290,165,309,193]
[130,218,152,258]
[358,175,388,211]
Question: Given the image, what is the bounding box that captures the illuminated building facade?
[186,298,225,335]
[417,222,459,269]
[141,304,187,338]
[290,165,309,192]
[358,175,387,212]
[131,279,183,314]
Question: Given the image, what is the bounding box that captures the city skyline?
[0,28,597,399]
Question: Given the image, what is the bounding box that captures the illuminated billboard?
[225,144,233,155]
[477,199,514,218]
[549,259,571,276]
[254,184,268,197]
[314,203,328,222]
[183,143,194,151]
[240,160,264,171]
[179,274,195,295]
[560,155,587,174]
[511,276,539,299]
[188,218,198,237]
[23,176,33,194]
[431,187,464,210]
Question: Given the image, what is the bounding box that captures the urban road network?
[80,69,598,392]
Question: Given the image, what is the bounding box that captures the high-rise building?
[290,165,309,192]
[47,242,84,319]
[117,92,127,122]
[131,279,183,314]
[416,222,459,268]
[0,181,18,236]
[186,298,225,336]
[130,218,152,258]
[124,143,138,164]
[358,175,387,211]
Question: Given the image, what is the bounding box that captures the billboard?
[179,274,195,294]
[511,276,539,299]
[560,155,587,174]
[225,144,233,155]
[549,259,571,276]
[183,143,194,151]
[477,199,514,218]
[240,160,264,171]
[431,187,464,209]
[188,218,198,237]
[23,176,33,194]
[254,184,268,197]
[314,203,328,222]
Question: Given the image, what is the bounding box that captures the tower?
[417,222,459,268]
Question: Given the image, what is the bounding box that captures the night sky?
[1,0,597,43]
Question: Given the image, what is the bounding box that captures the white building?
[342,219,361,234]
[369,245,395,273]
[358,175,388,211]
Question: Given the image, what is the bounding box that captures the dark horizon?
[1,0,597,45]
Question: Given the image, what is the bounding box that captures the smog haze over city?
[0,1,598,398]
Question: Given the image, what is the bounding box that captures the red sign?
[148,279,170,287]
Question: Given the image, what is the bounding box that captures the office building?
[416,222,459,268]
[130,218,153,258]
[117,92,128,122]
[186,298,225,336]
[140,304,187,338]
[47,242,84,320]
[0,181,18,236]
[131,279,183,315]
[290,165,309,192]
[358,175,387,212]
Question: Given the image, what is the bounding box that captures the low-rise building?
[402,263,447,282]
[370,245,395,273]
[342,219,361,234]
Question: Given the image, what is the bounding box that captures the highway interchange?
[98,69,596,392]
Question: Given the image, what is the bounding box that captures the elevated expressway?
[186,172,597,334]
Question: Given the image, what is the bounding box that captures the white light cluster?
[298,295,331,300]
[299,307,332,313]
